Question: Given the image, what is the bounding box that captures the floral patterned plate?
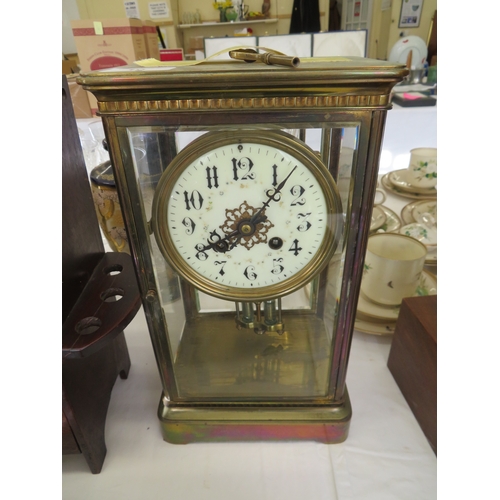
[424,248,437,266]
[381,173,437,200]
[374,205,402,233]
[400,222,437,250]
[357,270,437,321]
[401,199,437,224]
[411,200,437,223]
[388,169,438,195]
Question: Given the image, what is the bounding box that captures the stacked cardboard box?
[71,18,149,115]
[142,20,160,60]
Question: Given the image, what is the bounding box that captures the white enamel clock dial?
[152,130,342,301]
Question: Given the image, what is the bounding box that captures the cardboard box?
[189,36,204,51]
[143,20,160,60]
[71,18,148,114]
[63,59,78,75]
[387,295,437,453]
[71,18,147,70]
[66,74,92,119]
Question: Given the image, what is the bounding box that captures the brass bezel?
[151,129,343,302]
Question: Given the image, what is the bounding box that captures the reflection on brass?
[174,311,331,399]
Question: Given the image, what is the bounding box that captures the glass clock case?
[78,57,406,443]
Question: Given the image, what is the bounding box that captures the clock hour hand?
[199,213,268,253]
[250,165,297,224]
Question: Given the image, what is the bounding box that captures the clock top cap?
[77,56,408,92]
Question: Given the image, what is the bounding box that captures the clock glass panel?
[123,123,359,399]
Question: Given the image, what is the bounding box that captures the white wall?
[63,0,80,54]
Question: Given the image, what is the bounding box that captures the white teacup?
[407,147,437,188]
[361,233,427,306]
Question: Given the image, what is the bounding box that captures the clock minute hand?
[250,165,297,224]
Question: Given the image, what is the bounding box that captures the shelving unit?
[177,18,279,57]
[178,18,278,29]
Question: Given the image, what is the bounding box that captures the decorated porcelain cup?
[407,147,437,188]
[361,233,427,306]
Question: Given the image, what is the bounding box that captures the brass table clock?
[78,55,406,443]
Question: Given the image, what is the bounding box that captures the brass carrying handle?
[229,48,300,68]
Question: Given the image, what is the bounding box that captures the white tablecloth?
[62,306,436,500]
[63,106,437,499]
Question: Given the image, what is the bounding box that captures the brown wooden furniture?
[387,295,437,454]
[62,75,141,473]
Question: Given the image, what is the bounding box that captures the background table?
[62,104,437,499]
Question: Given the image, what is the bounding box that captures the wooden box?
[387,295,437,453]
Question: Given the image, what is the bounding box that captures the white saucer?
[354,316,396,336]
[374,205,402,233]
[388,169,437,195]
[400,222,437,250]
[412,200,437,224]
[425,247,437,266]
[381,173,437,200]
[357,270,437,321]
[370,206,387,232]
[401,199,437,225]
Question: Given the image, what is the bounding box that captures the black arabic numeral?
[243,265,257,281]
[297,212,312,232]
[288,239,302,256]
[271,164,278,187]
[231,158,239,181]
[182,217,196,235]
[232,157,255,180]
[214,260,227,276]
[194,243,209,261]
[271,258,284,275]
[183,190,204,210]
[206,166,219,189]
[290,185,306,206]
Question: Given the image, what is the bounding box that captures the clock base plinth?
[157,392,351,444]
